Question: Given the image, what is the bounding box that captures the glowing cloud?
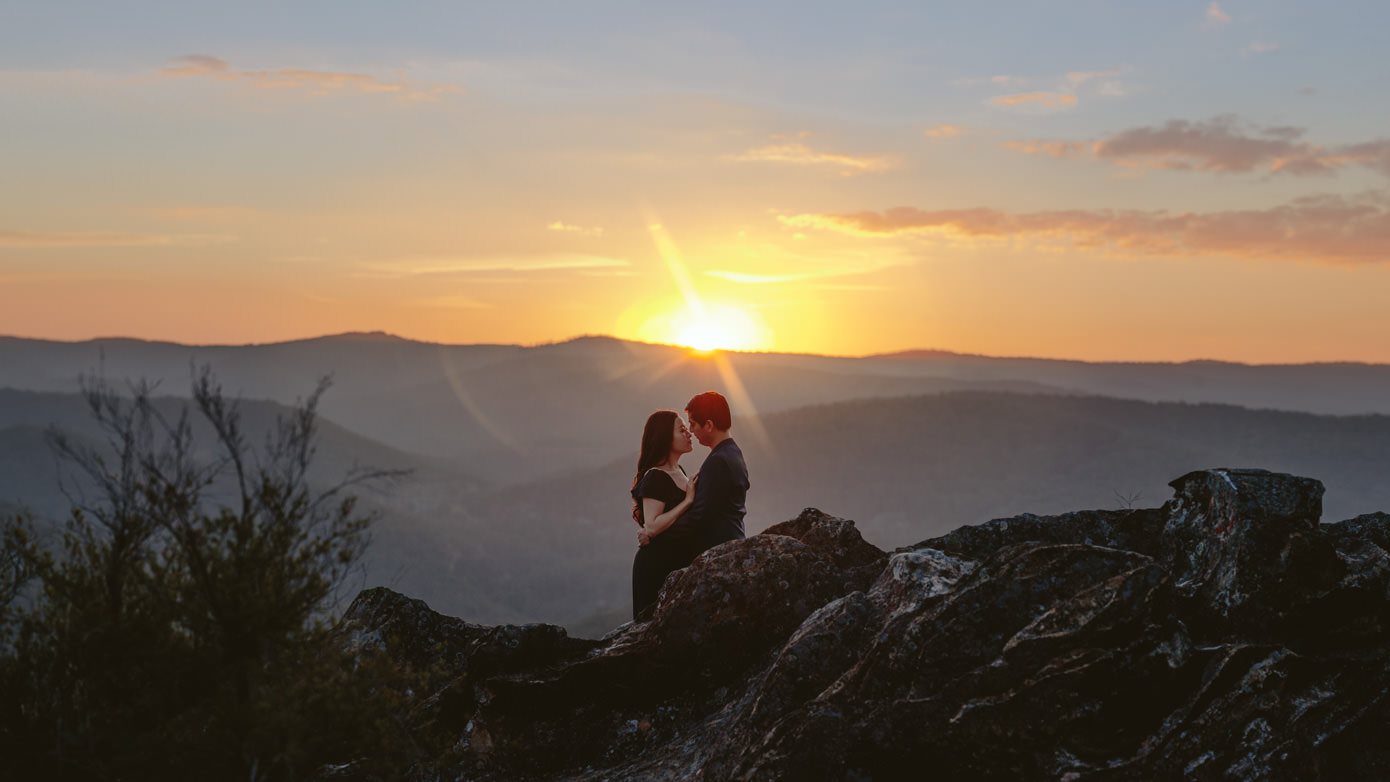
[779,193,1390,265]
[547,221,603,237]
[991,92,1077,108]
[1207,2,1232,24]
[953,75,1027,87]
[1065,66,1130,97]
[731,142,893,175]
[1005,117,1390,177]
[159,55,462,101]
[160,55,230,76]
[704,271,818,284]
[1066,67,1125,86]
[924,124,968,139]
[1002,139,1092,159]
[358,255,628,277]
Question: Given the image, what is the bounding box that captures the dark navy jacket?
[682,437,749,556]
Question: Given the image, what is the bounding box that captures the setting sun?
[669,304,772,352]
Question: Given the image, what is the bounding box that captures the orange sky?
[3,2,1389,363]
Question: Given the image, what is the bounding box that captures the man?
[674,390,749,563]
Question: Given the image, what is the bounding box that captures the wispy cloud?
[778,193,1390,265]
[954,75,1028,88]
[703,270,820,284]
[547,221,603,237]
[705,262,900,284]
[730,140,894,175]
[964,65,1130,110]
[0,230,234,247]
[1005,116,1390,177]
[1065,66,1131,97]
[924,124,969,139]
[1206,2,1232,24]
[1002,139,1092,159]
[574,267,635,278]
[159,55,463,101]
[160,55,231,77]
[990,92,1077,109]
[1242,41,1279,56]
[813,283,890,292]
[1066,67,1125,86]
[416,295,493,309]
[136,205,258,221]
[357,254,629,277]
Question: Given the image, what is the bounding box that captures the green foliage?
[0,367,423,780]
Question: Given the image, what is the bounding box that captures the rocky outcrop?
[334,469,1390,780]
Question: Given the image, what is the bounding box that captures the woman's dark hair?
[631,409,679,526]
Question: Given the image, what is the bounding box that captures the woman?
[630,409,698,622]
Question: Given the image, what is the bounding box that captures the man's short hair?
[686,391,731,431]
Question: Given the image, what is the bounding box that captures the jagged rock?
[913,506,1168,560]
[338,586,598,677]
[1326,511,1390,551]
[1160,469,1345,641]
[763,507,889,592]
[337,587,491,673]
[334,584,600,776]
[330,470,1390,780]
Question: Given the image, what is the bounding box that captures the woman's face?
[672,416,694,454]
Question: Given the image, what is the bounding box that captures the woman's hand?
[637,528,652,547]
[684,474,699,501]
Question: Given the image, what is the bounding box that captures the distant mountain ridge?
[0,333,1068,483]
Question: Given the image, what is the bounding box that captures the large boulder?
[328,470,1390,781]
[1161,469,1344,639]
[647,517,884,673]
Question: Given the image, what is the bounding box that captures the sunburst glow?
[670,305,770,352]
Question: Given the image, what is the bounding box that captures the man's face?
[686,412,714,447]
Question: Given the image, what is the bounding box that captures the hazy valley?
[3,333,1390,632]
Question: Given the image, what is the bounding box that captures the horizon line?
[1,330,1387,369]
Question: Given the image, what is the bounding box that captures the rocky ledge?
[335,469,1390,780]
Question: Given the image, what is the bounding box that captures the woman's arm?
[638,476,698,545]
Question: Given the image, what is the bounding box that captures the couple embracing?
[629,391,750,622]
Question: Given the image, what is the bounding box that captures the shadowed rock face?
[333,471,1390,781]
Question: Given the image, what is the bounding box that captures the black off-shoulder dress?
[631,467,691,621]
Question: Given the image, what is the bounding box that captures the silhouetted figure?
[630,410,698,621]
[673,391,749,562]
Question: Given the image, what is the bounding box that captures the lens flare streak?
[645,214,775,458]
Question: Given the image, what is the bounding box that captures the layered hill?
[8,333,1390,487]
[0,334,1060,483]
[6,387,1390,629]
